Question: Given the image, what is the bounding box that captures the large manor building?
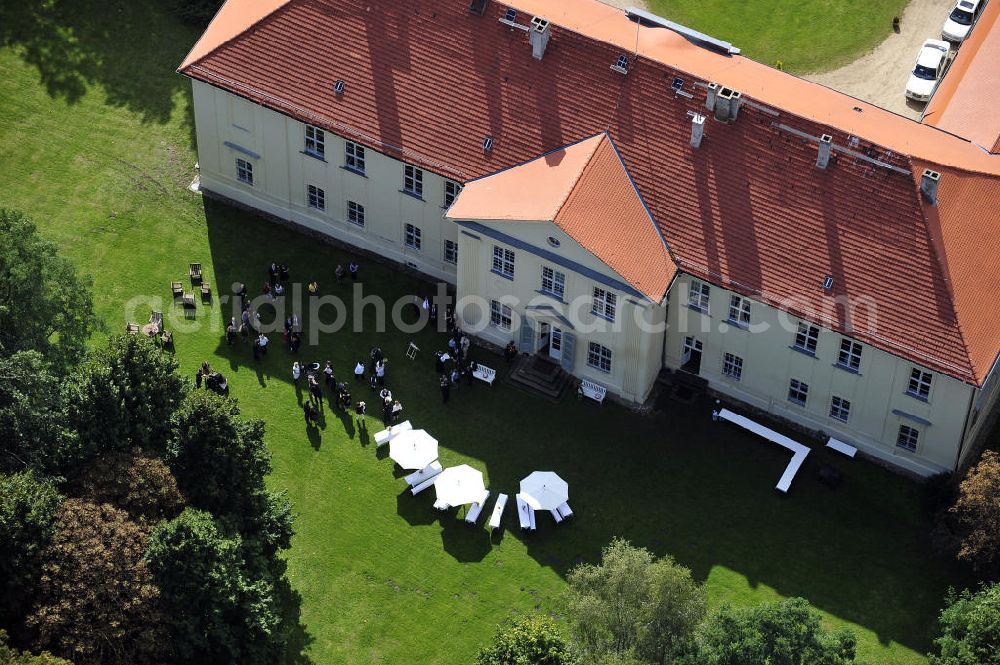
[180,0,1000,477]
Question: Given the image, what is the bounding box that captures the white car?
[942,0,985,42]
[905,39,951,102]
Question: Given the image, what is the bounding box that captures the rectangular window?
[492,245,515,279]
[592,287,617,322]
[727,294,751,326]
[907,368,932,400]
[236,158,253,185]
[793,323,820,354]
[837,339,863,371]
[443,239,458,264]
[347,200,365,227]
[829,396,851,422]
[404,164,423,197]
[444,180,462,208]
[404,223,422,250]
[722,352,743,381]
[788,378,809,406]
[540,266,566,299]
[587,342,613,373]
[688,279,710,312]
[306,184,325,211]
[345,141,365,173]
[490,300,512,330]
[305,125,325,158]
[897,425,919,452]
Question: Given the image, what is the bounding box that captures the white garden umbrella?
[389,429,439,470]
[519,471,568,511]
[434,464,486,507]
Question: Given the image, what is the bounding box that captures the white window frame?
[793,323,820,354]
[404,223,422,250]
[443,239,458,265]
[592,287,617,322]
[587,342,613,373]
[722,352,743,381]
[837,339,863,372]
[305,125,325,158]
[788,378,809,406]
[727,294,751,327]
[540,266,565,299]
[236,158,253,185]
[492,245,515,279]
[404,164,423,197]
[829,395,851,422]
[896,425,919,452]
[490,300,512,331]
[444,180,462,208]
[345,141,365,173]
[907,368,933,400]
[347,200,365,227]
[688,279,710,313]
[306,184,325,211]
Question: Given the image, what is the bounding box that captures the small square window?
[305,125,325,158]
[837,339,863,371]
[728,295,751,326]
[794,323,820,354]
[897,425,919,452]
[688,280,710,313]
[492,245,515,279]
[404,223,422,250]
[490,299,512,330]
[587,342,613,373]
[830,396,851,422]
[592,287,617,322]
[444,239,458,264]
[345,141,365,173]
[540,266,565,299]
[404,165,423,197]
[236,158,253,185]
[907,368,932,400]
[444,180,462,208]
[788,378,809,406]
[306,184,325,211]
[347,200,365,227]
[722,352,743,381]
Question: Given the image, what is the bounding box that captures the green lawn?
[649,0,909,72]
[0,2,966,664]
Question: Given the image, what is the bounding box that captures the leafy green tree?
[71,448,185,524]
[67,334,184,458]
[0,471,62,628]
[166,0,223,25]
[477,615,574,665]
[566,538,705,665]
[26,499,167,665]
[930,583,1000,665]
[0,209,96,368]
[691,597,860,665]
[0,630,71,665]
[950,451,1000,573]
[0,352,76,474]
[145,508,285,665]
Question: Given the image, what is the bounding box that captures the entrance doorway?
[682,336,703,374]
[549,326,563,361]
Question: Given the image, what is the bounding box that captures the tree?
[26,499,167,665]
[566,539,706,665]
[691,597,860,665]
[0,209,96,369]
[0,471,62,628]
[0,352,76,474]
[71,448,185,525]
[166,0,224,25]
[145,508,285,665]
[930,583,1000,665]
[477,615,574,665]
[950,450,1000,572]
[67,334,185,459]
[0,630,71,665]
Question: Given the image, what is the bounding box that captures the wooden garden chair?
[171,281,183,300]
[189,262,202,283]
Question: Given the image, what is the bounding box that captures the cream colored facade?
[190,80,996,476]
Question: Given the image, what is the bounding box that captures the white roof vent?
[690,113,705,149]
[611,54,629,75]
[529,16,551,59]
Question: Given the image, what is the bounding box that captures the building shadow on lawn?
[200,200,964,657]
[440,517,491,563]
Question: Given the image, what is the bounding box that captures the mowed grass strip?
[0,2,964,664]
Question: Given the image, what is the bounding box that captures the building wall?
[664,273,976,476]
[192,81,461,283]
[453,219,667,404]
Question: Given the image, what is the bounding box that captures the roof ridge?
[178,0,296,71]
[552,133,609,220]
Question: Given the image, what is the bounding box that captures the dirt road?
[805,0,954,119]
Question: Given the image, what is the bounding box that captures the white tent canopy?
[519,471,568,511]
[389,429,439,470]
[434,464,486,507]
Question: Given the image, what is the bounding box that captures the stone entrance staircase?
[506,354,572,401]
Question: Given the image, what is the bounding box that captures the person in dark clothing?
[382,396,392,425]
[280,264,290,281]
[440,375,450,404]
[435,352,445,374]
[349,262,359,281]
[323,361,335,389]
[269,262,278,286]
[195,369,203,389]
[504,341,518,364]
[225,318,237,345]
[467,359,477,386]
[290,332,301,353]
[303,401,318,426]
[309,376,323,407]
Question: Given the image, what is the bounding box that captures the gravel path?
[804,0,954,119]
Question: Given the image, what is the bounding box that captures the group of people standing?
[435,328,479,404]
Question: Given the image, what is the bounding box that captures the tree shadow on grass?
[274,576,315,665]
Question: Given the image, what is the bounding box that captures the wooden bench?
[472,364,496,386]
[410,475,438,495]
[515,494,536,530]
[578,379,606,404]
[404,460,441,487]
[556,502,573,519]
[464,490,490,524]
[826,437,857,458]
[375,420,413,447]
[549,508,563,524]
[171,281,183,300]
[200,282,211,302]
[189,262,202,283]
[488,493,508,530]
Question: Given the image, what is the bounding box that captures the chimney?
[816,134,833,169]
[714,87,740,122]
[920,169,940,204]
[705,82,718,112]
[690,113,705,148]
[529,17,550,60]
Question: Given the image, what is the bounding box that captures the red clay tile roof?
[923,0,1000,154]
[449,133,677,300]
[179,0,1000,385]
